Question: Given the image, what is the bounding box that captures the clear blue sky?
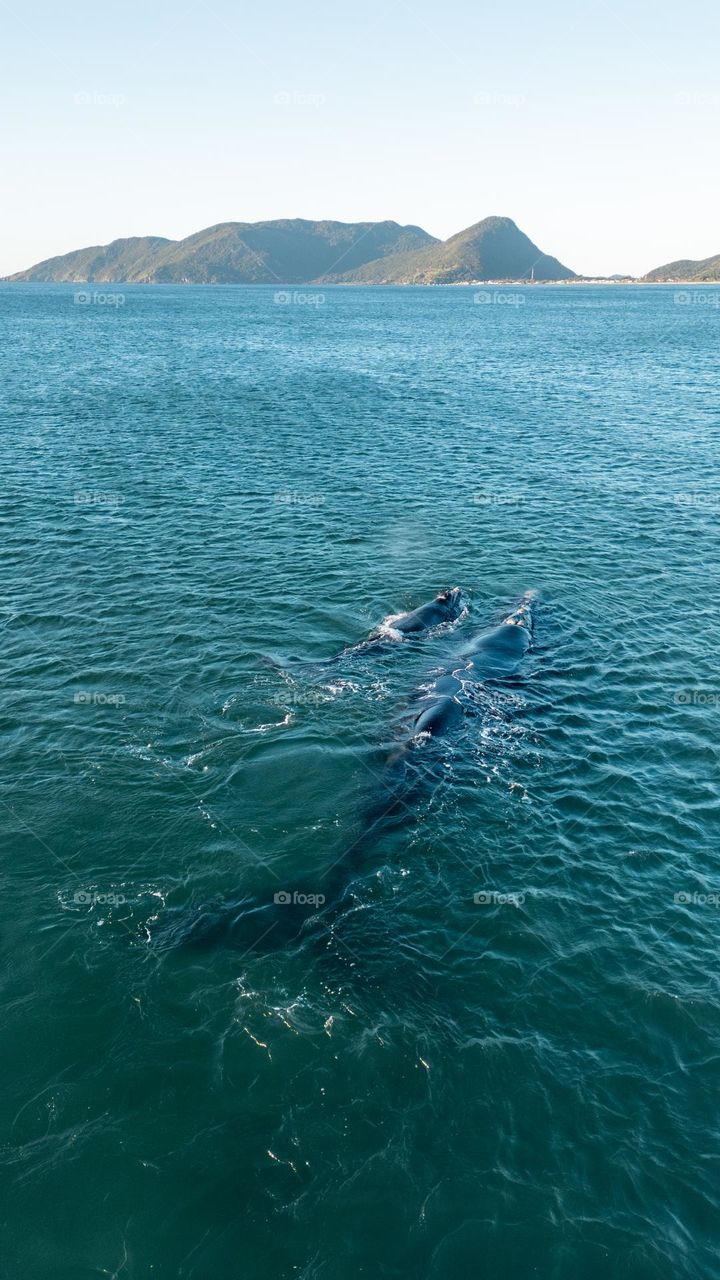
[2,0,719,276]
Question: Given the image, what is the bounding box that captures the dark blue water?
[2,282,719,1278]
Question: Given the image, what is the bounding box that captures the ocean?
[1,281,719,1278]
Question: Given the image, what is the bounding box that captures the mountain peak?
[330,217,574,284]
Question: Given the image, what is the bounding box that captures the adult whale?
[347,591,538,845]
[404,591,536,742]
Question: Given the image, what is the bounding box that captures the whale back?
[391,587,464,635]
[462,619,532,673]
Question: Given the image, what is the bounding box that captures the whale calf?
[372,587,466,641]
[271,587,467,678]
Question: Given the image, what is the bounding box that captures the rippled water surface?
[2,283,720,1278]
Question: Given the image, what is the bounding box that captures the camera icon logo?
[274,890,292,905]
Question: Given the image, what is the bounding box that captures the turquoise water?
[2,282,720,1278]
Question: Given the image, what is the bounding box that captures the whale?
[368,587,466,643]
[156,593,537,954]
[405,591,536,741]
[273,588,467,677]
[347,591,538,841]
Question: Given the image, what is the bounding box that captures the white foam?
[321,679,361,697]
[244,712,294,733]
[377,618,405,640]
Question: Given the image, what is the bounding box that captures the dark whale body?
[380,588,465,637]
[334,587,465,658]
[390,592,536,748]
[355,593,537,836]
